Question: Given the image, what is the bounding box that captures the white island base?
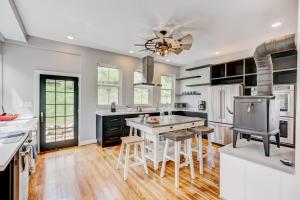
[220,139,300,200]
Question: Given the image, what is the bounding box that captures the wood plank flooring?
[29,141,221,200]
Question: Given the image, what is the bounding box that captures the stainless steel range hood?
[134,56,162,87]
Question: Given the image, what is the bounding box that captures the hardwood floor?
[29,141,220,200]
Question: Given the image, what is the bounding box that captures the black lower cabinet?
[96,111,208,147]
[0,159,15,200]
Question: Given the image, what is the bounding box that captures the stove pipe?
[254,34,296,96]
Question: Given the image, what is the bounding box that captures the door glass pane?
[66,81,74,92]
[55,129,65,141]
[46,118,55,130]
[65,128,74,140]
[46,79,55,91]
[56,92,65,104]
[46,105,55,117]
[46,92,55,104]
[56,80,65,92]
[66,105,74,116]
[46,129,55,143]
[56,105,65,117]
[56,117,65,129]
[66,116,74,128]
[66,93,74,104]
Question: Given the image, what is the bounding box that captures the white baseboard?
[79,139,97,146]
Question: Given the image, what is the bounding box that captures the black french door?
[40,74,79,151]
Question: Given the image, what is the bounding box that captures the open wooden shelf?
[176,75,202,81]
[185,64,211,71]
[185,83,211,87]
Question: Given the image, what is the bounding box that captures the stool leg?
[134,129,138,161]
[187,139,195,179]
[140,142,148,174]
[160,139,169,177]
[124,144,130,180]
[184,140,189,167]
[207,133,215,168]
[198,134,203,174]
[175,141,181,188]
[117,142,125,169]
[195,135,199,161]
[129,127,133,136]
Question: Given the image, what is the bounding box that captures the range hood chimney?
[134,56,161,87]
[254,33,296,96]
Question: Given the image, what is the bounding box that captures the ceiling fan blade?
[171,48,183,55]
[180,43,192,50]
[138,49,148,52]
[134,44,145,46]
[178,34,193,44]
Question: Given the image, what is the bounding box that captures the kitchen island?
[126,115,205,170]
[220,139,297,200]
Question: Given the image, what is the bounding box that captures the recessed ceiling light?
[271,22,282,28]
[166,59,170,62]
[129,50,134,54]
[215,51,220,55]
[67,35,74,40]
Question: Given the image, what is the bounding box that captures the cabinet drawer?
[103,116,123,128]
[104,126,122,132]
[158,121,203,133]
[104,129,122,139]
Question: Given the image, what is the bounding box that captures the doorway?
[39,74,79,151]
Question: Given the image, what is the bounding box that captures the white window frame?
[160,74,175,105]
[97,64,122,106]
[133,71,153,106]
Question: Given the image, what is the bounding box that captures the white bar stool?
[117,136,148,180]
[160,130,195,188]
[189,126,215,174]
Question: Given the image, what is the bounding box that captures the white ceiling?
[4,0,300,66]
[0,0,26,42]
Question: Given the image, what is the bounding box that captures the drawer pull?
[108,127,120,131]
[110,118,120,122]
[170,126,173,129]
[192,123,195,125]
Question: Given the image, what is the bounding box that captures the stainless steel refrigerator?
[208,84,243,145]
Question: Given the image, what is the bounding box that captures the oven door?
[273,86,295,118]
[270,117,294,146]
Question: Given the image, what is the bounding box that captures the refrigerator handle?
[222,90,226,119]
[219,90,222,119]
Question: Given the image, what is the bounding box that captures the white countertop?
[96,108,207,116]
[220,139,295,174]
[0,117,38,171]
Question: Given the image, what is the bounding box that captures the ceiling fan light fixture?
[134,29,193,57]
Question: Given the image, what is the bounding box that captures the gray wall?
[2,36,180,143]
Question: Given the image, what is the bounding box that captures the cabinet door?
[220,153,245,200]
[245,162,281,200]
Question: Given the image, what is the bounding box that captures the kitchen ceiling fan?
[135,29,193,56]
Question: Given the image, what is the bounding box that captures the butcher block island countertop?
[125,115,205,128]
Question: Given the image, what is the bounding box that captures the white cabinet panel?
[245,161,281,200]
[281,173,300,200]
[220,154,245,200]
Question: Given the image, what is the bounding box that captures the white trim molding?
[34,70,82,147]
[79,139,97,146]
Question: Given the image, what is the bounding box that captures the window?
[161,75,174,104]
[134,71,151,105]
[97,66,120,105]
